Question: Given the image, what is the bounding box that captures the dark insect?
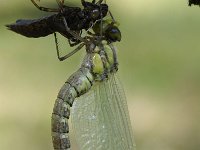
[6,0,108,48]
[54,15,122,61]
[188,0,200,6]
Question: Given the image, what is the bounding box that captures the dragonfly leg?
[62,17,88,44]
[109,43,118,70]
[97,0,103,4]
[59,0,65,5]
[56,0,65,12]
[108,10,116,23]
[68,39,81,47]
[102,0,116,23]
[59,43,85,61]
[68,30,83,47]
[30,0,59,12]
[87,31,95,36]
[54,32,85,61]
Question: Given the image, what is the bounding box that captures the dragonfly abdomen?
[51,67,94,149]
[6,15,56,38]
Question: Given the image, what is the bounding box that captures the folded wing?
[72,74,136,150]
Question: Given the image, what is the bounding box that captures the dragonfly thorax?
[82,42,118,81]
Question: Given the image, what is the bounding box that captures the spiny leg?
[68,39,81,47]
[103,0,116,23]
[108,10,116,23]
[31,0,59,12]
[62,17,88,43]
[54,33,85,61]
[54,32,60,60]
[59,43,85,61]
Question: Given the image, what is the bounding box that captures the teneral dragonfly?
[51,18,136,149]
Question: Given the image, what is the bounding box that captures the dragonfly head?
[82,1,108,21]
[92,19,121,42]
[105,24,121,42]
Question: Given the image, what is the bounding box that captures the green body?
[51,41,124,149]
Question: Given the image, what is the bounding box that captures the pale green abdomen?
[51,44,118,150]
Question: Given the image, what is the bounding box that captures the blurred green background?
[1,0,200,149]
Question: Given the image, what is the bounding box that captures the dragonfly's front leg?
[51,67,94,150]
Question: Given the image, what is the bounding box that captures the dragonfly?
[6,0,136,149]
[6,0,108,60]
[51,12,136,150]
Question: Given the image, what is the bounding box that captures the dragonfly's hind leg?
[68,39,81,47]
[54,33,85,61]
[58,43,85,61]
[31,0,59,12]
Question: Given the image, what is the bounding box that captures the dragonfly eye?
[106,26,121,42]
[91,9,100,19]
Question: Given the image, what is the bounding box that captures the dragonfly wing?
[71,74,136,150]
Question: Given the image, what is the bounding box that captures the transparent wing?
[71,74,136,150]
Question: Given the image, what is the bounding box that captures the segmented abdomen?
[51,68,94,149]
[6,15,56,38]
